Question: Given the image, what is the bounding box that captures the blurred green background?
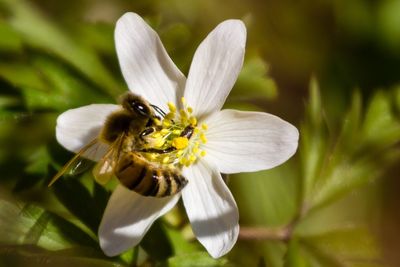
[1,0,400,266]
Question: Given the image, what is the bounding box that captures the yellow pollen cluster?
[172,137,189,150]
[141,98,208,168]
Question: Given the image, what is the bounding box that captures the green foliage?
[0,0,123,98]
[0,245,123,267]
[230,57,278,101]
[0,198,96,249]
[0,0,399,266]
[167,252,229,267]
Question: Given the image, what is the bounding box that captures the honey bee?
[49,93,188,197]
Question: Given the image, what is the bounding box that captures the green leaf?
[300,77,328,205]
[164,225,202,255]
[52,177,109,234]
[395,85,400,114]
[0,56,111,111]
[0,0,123,98]
[0,20,23,53]
[0,95,20,109]
[308,90,400,210]
[0,198,96,250]
[0,245,124,267]
[77,23,115,55]
[13,146,52,192]
[222,101,265,112]
[284,239,312,267]
[300,227,383,267]
[0,62,47,91]
[361,90,400,149]
[167,252,229,267]
[25,57,111,110]
[230,57,278,101]
[335,90,362,153]
[140,221,173,260]
[230,162,299,227]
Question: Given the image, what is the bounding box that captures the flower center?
[141,97,207,168]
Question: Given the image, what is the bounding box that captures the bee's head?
[120,93,152,118]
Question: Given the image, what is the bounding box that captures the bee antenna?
[150,104,167,117]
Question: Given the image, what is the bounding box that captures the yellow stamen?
[180,109,187,118]
[200,150,207,157]
[165,112,175,120]
[163,120,171,127]
[200,133,207,144]
[172,137,189,150]
[162,156,170,164]
[160,128,169,135]
[168,102,176,112]
[189,116,197,126]
[179,157,187,165]
[187,107,193,114]
[202,123,208,130]
[189,154,197,162]
[153,119,161,126]
[154,138,165,148]
[173,129,181,135]
[181,97,186,105]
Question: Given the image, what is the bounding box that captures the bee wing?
[48,139,99,186]
[92,134,125,185]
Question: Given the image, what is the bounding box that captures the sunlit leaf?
[0,62,47,91]
[140,221,173,260]
[308,90,400,210]
[52,177,109,234]
[0,0,123,97]
[0,245,124,267]
[166,252,229,267]
[13,146,52,192]
[0,20,22,52]
[300,77,328,205]
[362,90,400,149]
[300,227,383,267]
[164,225,201,255]
[284,238,312,267]
[230,162,299,227]
[0,198,96,250]
[230,57,278,101]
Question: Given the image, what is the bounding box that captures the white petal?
[56,104,119,161]
[99,185,180,256]
[115,12,186,110]
[203,109,299,173]
[184,20,246,118]
[182,159,239,258]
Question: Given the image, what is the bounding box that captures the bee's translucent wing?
[48,139,99,186]
[92,134,125,185]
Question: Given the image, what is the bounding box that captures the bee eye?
[132,102,150,117]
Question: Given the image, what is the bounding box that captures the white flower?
[55,12,299,258]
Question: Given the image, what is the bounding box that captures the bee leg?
[139,127,155,139]
[139,147,176,154]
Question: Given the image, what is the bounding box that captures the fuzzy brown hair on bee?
[99,92,157,144]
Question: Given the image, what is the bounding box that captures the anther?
[162,156,170,164]
[168,102,176,112]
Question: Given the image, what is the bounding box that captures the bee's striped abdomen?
[115,153,188,197]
